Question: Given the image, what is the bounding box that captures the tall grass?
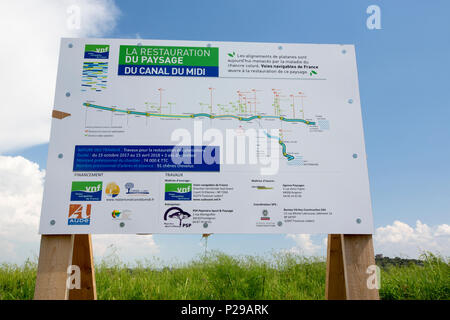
[96,251,326,300]
[0,252,448,300]
[378,253,449,300]
[0,259,36,300]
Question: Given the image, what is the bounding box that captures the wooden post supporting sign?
[68,234,97,300]
[326,234,379,300]
[34,234,97,300]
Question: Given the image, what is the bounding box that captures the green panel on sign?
[119,46,219,66]
[85,44,110,52]
[165,183,192,192]
[71,181,103,191]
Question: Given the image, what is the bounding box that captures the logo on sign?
[165,183,192,201]
[124,182,149,195]
[112,209,132,220]
[84,44,110,59]
[105,182,120,198]
[261,209,270,221]
[163,207,192,228]
[68,204,92,225]
[70,181,102,201]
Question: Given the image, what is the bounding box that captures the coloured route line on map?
[84,102,316,161]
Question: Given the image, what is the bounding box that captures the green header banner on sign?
[119,45,219,66]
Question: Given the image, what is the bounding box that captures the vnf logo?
[68,204,91,225]
[84,44,110,59]
[105,182,120,198]
[366,5,381,30]
[164,207,192,227]
[70,181,102,201]
[165,183,192,201]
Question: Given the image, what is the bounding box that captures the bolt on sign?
[39,38,374,234]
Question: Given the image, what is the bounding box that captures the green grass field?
[0,252,448,300]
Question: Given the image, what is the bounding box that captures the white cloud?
[0,155,159,264]
[374,220,450,258]
[435,224,450,237]
[286,234,324,256]
[0,0,120,153]
[92,234,160,265]
[286,220,450,259]
[0,156,45,262]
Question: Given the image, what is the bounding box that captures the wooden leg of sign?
[34,234,97,300]
[325,234,379,300]
[34,235,74,300]
[68,234,97,300]
[325,234,346,299]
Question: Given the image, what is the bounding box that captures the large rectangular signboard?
[39,38,374,234]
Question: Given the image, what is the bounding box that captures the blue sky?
[1,0,449,263]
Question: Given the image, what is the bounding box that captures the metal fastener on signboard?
[203,222,208,228]
[120,222,125,228]
[356,218,362,224]
[58,153,63,159]
[50,220,56,226]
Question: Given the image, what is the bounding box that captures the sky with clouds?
[0,0,449,265]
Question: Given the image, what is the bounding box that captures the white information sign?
[39,38,374,234]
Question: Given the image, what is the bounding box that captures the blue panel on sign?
[73,145,220,172]
[118,65,219,77]
[84,51,109,59]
